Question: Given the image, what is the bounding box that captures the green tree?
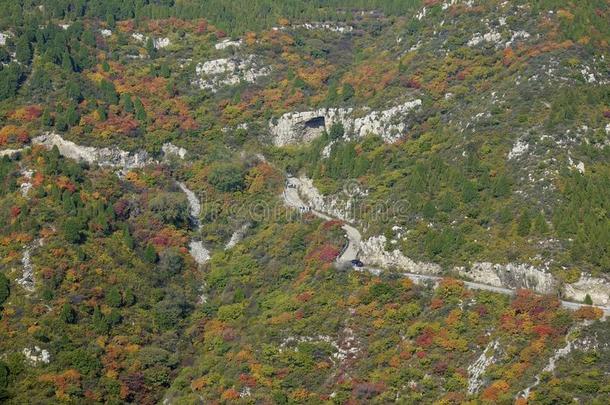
[15,36,32,64]
[105,287,122,308]
[144,244,158,264]
[208,164,245,192]
[121,93,134,113]
[328,122,345,140]
[41,109,53,127]
[533,212,549,235]
[0,63,23,100]
[517,210,532,237]
[134,98,146,121]
[342,83,355,102]
[62,218,84,243]
[100,79,118,104]
[0,273,9,305]
[584,294,593,305]
[146,37,157,58]
[60,303,77,324]
[124,289,136,306]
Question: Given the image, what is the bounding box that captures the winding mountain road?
[282,177,610,318]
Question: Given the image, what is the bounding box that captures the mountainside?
[0,0,609,404]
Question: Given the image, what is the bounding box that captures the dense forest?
[0,0,609,403]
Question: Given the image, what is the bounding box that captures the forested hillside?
[0,0,609,403]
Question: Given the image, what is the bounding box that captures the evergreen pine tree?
[517,210,532,237]
[60,303,77,324]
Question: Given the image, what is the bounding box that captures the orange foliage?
[246,163,283,194]
[0,125,29,146]
[56,176,77,193]
[10,105,43,122]
[245,32,257,46]
[436,278,465,298]
[481,380,509,401]
[574,306,603,320]
[221,388,240,400]
[39,369,82,401]
[503,48,516,67]
[306,244,340,264]
[191,377,208,391]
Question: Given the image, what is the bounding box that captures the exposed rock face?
[162,143,187,160]
[0,31,11,46]
[0,148,23,157]
[176,182,210,265]
[456,262,558,294]
[564,274,610,306]
[194,55,271,92]
[225,223,250,250]
[19,168,33,197]
[360,235,442,275]
[292,175,363,223]
[33,133,154,169]
[468,339,501,394]
[18,238,43,292]
[269,99,422,146]
[508,139,529,160]
[215,39,243,50]
[22,346,51,365]
[153,37,171,49]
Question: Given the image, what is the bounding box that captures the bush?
[208,163,245,192]
[149,192,189,226]
[0,274,9,305]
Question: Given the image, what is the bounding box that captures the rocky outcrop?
[215,39,243,50]
[194,55,271,92]
[0,148,23,157]
[22,346,51,365]
[153,37,171,49]
[564,274,610,306]
[177,182,210,265]
[360,235,442,275]
[225,223,250,250]
[468,339,501,394]
[162,143,187,160]
[19,168,33,197]
[0,31,11,46]
[456,262,558,294]
[270,99,422,146]
[291,175,364,223]
[18,238,43,292]
[33,133,154,169]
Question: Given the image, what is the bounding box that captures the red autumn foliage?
[32,172,44,187]
[574,306,603,320]
[239,373,257,388]
[307,244,340,263]
[352,381,386,400]
[416,328,435,348]
[10,206,21,218]
[296,291,313,302]
[511,289,559,318]
[430,298,444,309]
[322,220,343,231]
[10,105,42,122]
[195,20,208,34]
[401,77,421,89]
[533,324,556,337]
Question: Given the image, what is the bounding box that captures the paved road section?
[283,178,610,319]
